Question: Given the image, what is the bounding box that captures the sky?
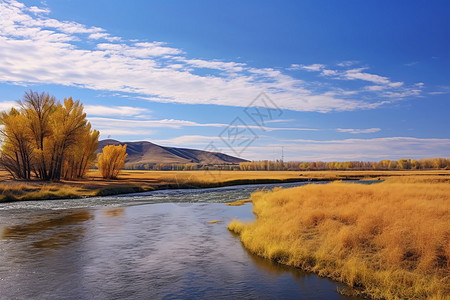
[0,0,449,161]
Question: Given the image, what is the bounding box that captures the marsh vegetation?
[228,176,450,299]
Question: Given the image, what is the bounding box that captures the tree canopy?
[0,91,99,181]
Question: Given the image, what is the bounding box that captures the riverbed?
[0,182,362,299]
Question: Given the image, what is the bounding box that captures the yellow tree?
[0,108,34,179]
[62,123,99,179]
[397,159,411,170]
[0,91,99,181]
[46,97,90,180]
[98,144,128,179]
[20,90,55,180]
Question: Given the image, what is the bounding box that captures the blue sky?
[0,0,449,161]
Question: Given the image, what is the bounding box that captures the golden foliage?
[62,123,99,180]
[0,91,99,181]
[0,108,34,179]
[228,178,450,299]
[98,144,128,179]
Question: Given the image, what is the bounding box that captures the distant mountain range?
[97,139,248,168]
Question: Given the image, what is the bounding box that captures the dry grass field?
[228,176,450,299]
[0,169,449,202]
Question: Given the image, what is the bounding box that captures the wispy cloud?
[405,61,418,67]
[313,64,421,99]
[336,61,358,67]
[84,105,151,117]
[89,116,319,139]
[0,0,423,113]
[429,91,448,95]
[151,135,222,146]
[336,128,381,134]
[289,63,325,71]
[428,85,449,95]
[343,68,393,85]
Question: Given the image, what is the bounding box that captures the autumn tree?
[0,108,33,179]
[98,144,128,179]
[62,123,99,179]
[20,91,55,180]
[0,91,99,181]
[397,159,412,170]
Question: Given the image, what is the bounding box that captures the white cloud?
[84,105,151,117]
[28,6,50,15]
[381,89,421,98]
[180,58,245,72]
[319,66,421,99]
[292,63,325,72]
[321,69,338,76]
[336,61,357,67]
[336,128,381,134]
[0,0,422,114]
[389,82,403,88]
[152,135,222,146]
[429,91,447,95]
[344,68,391,84]
[89,117,222,131]
[88,33,121,42]
[89,117,319,136]
[0,100,19,112]
[266,127,319,132]
[365,85,386,91]
[96,42,182,57]
[99,128,156,136]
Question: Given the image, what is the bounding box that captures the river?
[0,182,362,299]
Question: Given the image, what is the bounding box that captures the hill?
[97,139,248,168]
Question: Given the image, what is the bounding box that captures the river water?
[0,182,361,300]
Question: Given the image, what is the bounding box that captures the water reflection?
[1,210,92,249]
[240,243,359,298]
[103,208,125,218]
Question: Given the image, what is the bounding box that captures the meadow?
[0,169,449,202]
[228,175,450,299]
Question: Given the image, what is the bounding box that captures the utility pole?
[281,146,284,162]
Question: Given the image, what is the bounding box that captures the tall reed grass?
[228,177,450,299]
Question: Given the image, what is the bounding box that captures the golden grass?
[207,220,220,224]
[228,176,450,299]
[109,169,450,185]
[0,183,84,202]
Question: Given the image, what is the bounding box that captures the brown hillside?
[97,139,248,167]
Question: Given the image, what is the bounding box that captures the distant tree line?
[240,158,450,171]
[125,158,450,172]
[126,163,240,171]
[0,91,99,181]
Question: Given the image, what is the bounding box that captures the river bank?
[228,176,450,299]
[1,170,449,203]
